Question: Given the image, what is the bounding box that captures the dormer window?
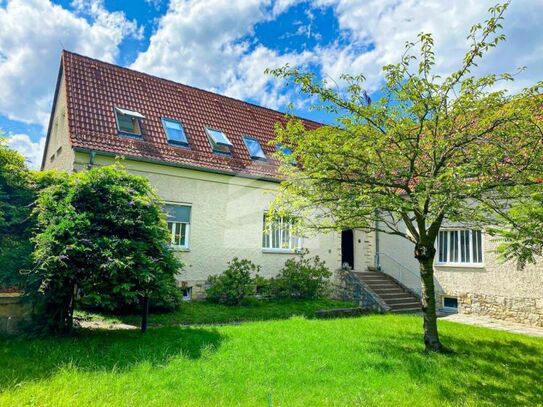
[243,136,266,160]
[162,118,188,146]
[115,107,144,136]
[205,127,232,155]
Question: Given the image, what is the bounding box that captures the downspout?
[87,150,96,169]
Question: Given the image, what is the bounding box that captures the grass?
[1,314,542,406]
[84,298,357,326]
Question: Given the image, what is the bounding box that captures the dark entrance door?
[341,229,354,269]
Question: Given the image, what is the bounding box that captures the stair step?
[372,288,406,294]
[384,297,420,305]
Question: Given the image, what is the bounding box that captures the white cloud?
[0,0,141,128]
[131,0,319,110]
[6,134,45,170]
[314,0,543,93]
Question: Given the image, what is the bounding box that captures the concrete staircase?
[354,272,421,313]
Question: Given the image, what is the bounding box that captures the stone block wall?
[0,293,31,334]
[458,293,543,327]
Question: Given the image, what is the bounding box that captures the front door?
[341,229,354,269]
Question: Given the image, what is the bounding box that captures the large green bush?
[30,164,182,333]
[206,258,259,305]
[272,251,331,299]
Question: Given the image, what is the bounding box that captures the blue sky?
[1,0,542,168]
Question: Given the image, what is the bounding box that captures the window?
[205,127,232,154]
[162,118,188,146]
[115,107,144,136]
[276,144,296,164]
[243,136,266,160]
[437,229,483,265]
[164,204,191,249]
[262,214,301,252]
[442,296,458,310]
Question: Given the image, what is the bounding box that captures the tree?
[491,190,543,269]
[30,164,182,334]
[267,3,543,352]
[0,135,35,288]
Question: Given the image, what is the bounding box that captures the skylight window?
[205,127,232,155]
[115,107,144,136]
[243,136,266,160]
[162,118,188,146]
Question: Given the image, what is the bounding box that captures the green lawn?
[85,298,357,326]
[1,314,542,406]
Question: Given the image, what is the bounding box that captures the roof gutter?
[72,147,282,183]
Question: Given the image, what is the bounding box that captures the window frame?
[436,228,484,267]
[114,107,144,137]
[243,136,267,161]
[161,117,189,147]
[262,213,302,253]
[442,296,459,310]
[205,127,233,155]
[165,202,192,251]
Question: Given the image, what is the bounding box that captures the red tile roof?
[56,50,321,180]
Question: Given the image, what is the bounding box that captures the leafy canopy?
[268,2,543,250]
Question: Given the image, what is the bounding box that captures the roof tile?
[61,51,321,179]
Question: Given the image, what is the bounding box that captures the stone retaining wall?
[0,293,31,334]
[459,293,543,327]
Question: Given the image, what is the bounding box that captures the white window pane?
[206,128,232,146]
[450,231,458,263]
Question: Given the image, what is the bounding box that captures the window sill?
[262,249,300,254]
[171,247,190,252]
[435,263,485,269]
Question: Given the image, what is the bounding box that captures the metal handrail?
[375,252,421,295]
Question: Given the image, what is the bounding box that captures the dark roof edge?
[72,147,282,183]
[41,54,66,170]
[61,50,324,128]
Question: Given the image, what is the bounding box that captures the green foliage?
[30,164,182,333]
[266,2,542,351]
[0,136,35,288]
[492,190,543,269]
[271,251,331,299]
[206,258,259,305]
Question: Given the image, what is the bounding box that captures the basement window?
[115,107,144,136]
[442,296,458,310]
[181,287,192,301]
[243,136,266,160]
[162,118,188,146]
[205,127,232,155]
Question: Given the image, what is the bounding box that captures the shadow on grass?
[0,326,222,391]
[358,328,543,406]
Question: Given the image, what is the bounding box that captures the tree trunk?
[415,243,443,352]
[141,296,149,333]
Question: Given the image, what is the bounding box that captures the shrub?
[206,258,259,305]
[30,164,182,334]
[273,251,331,299]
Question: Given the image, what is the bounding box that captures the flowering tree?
[268,3,543,352]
